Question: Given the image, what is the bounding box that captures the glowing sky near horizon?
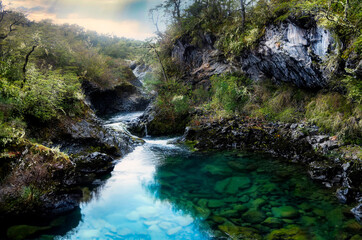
[3,0,165,40]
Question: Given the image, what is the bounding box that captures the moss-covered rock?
[271,206,299,219]
[218,225,262,240]
[214,176,251,194]
[266,226,309,240]
[263,217,283,228]
[242,210,266,224]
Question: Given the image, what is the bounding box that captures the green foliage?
[172,95,190,114]
[0,68,83,122]
[342,75,362,104]
[210,73,252,113]
[155,78,191,117]
[306,93,361,143]
[0,121,25,149]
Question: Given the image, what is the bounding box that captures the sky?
[3,0,165,40]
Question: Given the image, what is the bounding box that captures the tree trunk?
[22,45,37,88]
[240,0,245,31]
[149,44,169,83]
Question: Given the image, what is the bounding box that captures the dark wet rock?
[41,194,81,215]
[351,204,362,223]
[82,80,149,115]
[73,152,114,174]
[0,107,137,221]
[55,112,133,157]
[127,104,190,137]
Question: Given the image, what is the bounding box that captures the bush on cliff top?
[0,68,84,123]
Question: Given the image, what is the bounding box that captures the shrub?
[210,73,252,114]
[21,68,83,121]
[0,67,84,123]
[306,93,361,143]
[342,75,362,104]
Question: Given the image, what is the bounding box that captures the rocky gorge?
[0,7,361,238]
[126,16,362,223]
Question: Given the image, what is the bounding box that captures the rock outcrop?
[171,18,337,89]
[82,80,149,115]
[0,109,136,220]
[172,34,236,88]
[241,18,336,88]
[82,62,151,115]
[127,104,189,137]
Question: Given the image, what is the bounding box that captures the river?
[4,111,361,239]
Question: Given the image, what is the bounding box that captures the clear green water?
[3,115,361,239]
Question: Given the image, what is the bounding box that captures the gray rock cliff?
[171,19,337,88]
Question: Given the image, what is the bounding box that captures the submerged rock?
[218,225,262,240]
[266,226,309,240]
[208,199,225,208]
[242,210,266,224]
[214,177,251,194]
[263,217,283,228]
[271,206,299,219]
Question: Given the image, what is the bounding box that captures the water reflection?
[56,139,211,240]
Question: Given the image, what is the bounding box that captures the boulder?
[214,176,251,194]
[272,206,299,219]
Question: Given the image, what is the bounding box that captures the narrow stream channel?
[6,112,361,239]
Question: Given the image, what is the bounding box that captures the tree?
[240,0,245,30]
[0,1,26,41]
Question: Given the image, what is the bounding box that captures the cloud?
[3,0,164,40]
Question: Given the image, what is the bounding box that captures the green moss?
[218,225,262,240]
[267,226,309,240]
[271,206,299,219]
[184,140,199,151]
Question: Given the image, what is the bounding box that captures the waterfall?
[145,124,149,137]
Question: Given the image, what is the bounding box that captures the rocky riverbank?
[180,115,362,221]
[0,106,138,226]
